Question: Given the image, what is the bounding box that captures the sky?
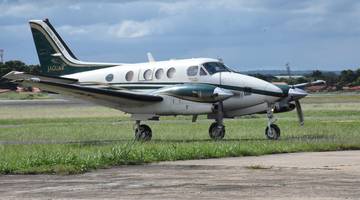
[1,0,360,71]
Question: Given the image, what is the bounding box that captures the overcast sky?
[1,0,360,71]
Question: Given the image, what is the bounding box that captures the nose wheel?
[265,103,281,140]
[265,124,280,140]
[209,101,226,140]
[134,120,152,141]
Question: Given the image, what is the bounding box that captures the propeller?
[294,100,304,126]
[288,87,307,126]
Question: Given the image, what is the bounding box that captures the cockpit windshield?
[202,62,230,75]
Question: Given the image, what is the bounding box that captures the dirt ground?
[1,151,360,200]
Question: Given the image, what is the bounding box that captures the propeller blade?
[295,100,304,126]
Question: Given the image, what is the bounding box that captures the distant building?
[271,82,287,85]
[306,85,326,92]
[347,86,360,91]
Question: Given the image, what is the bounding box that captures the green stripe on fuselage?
[85,82,286,97]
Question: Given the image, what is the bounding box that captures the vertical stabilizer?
[29,19,118,76]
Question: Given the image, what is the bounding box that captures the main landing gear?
[134,120,152,141]
[132,102,281,141]
[265,103,281,140]
[209,102,225,140]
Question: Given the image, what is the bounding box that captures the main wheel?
[135,124,152,141]
[209,122,225,140]
[265,124,280,140]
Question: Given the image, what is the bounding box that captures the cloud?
[108,19,170,38]
[109,20,154,38]
[57,25,88,35]
[68,4,81,10]
[0,3,37,17]
[56,18,171,39]
[1,0,360,69]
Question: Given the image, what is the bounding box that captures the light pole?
[0,49,4,63]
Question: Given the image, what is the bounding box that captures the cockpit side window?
[200,67,207,76]
[187,66,199,76]
[202,62,230,75]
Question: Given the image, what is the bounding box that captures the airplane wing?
[293,80,326,89]
[2,71,163,110]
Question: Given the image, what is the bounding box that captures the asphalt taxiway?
[1,151,359,199]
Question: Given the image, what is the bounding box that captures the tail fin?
[29,19,117,76]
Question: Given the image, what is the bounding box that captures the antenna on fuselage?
[147,52,155,63]
[217,56,224,63]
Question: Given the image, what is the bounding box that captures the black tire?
[209,122,225,140]
[135,124,152,141]
[265,124,281,140]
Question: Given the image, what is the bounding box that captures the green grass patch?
[0,93,360,174]
[0,92,49,100]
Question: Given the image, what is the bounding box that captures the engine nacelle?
[274,102,296,113]
[154,84,234,103]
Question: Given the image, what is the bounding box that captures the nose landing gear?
[209,101,226,140]
[265,103,281,140]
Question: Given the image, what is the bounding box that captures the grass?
[0,93,360,174]
[0,92,49,100]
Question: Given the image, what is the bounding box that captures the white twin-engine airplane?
[4,19,325,141]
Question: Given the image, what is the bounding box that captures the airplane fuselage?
[63,57,283,117]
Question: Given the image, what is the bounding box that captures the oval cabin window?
[143,69,153,80]
[187,66,198,76]
[167,67,176,78]
[105,74,114,82]
[155,68,164,79]
[125,71,134,81]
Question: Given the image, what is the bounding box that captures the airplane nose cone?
[220,72,283,102]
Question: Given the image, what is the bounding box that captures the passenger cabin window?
[105,74,114,82]
[200,67,207,76]
[125,71,134,81]
[202,62,230,75]
[167,67,176,78]
[143,69,153,80]
[155,68,164,79]
[187,66,198,76]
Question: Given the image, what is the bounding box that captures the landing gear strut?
[134,120,152,141]
[265,103,281,140]
[209,102,225,140]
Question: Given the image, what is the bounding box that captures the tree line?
[251,69,360,89]
[0,60,40,77]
